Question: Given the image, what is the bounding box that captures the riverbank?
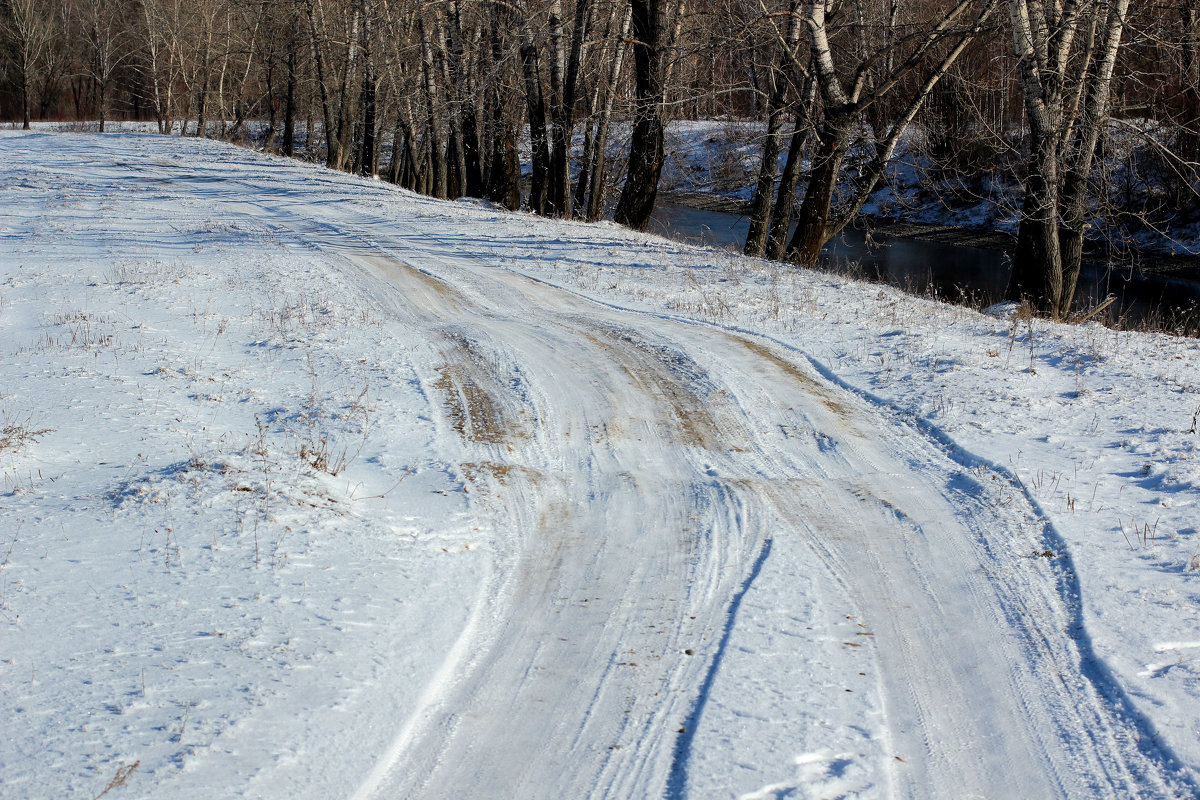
[651,192,1200,332]
[659,118,1200,272]
[867,216,1200,280]
[659,190,1200,283]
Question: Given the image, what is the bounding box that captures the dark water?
[648,203,1200,328]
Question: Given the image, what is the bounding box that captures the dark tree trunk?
[614,117,665,231]
[766,108,812,261]
[571,25,608,219]
[786,112,851,265]
[745,0,802,257]
[548,115,571,215]
[195,27,212,139]
[282,49,297,157]
[547,0,590,216]
[584,117,614,221]
[445,0,484,197]
[21,69,33,129]
[428,124,447,198]
[572,103,597,216]
[583,6,631,222]
[195,81,209,137]
[358,67,377,176]
[387,122,405,184]
[614,0,669,232]
[71,76,85,121]
[520,37,552,214]
[484,9,521,209]
[446,125,464,198]
[97,74,108,133]
[1180,0,1200,165]
[419,17,447,198]
[306,0,339,167]
[1006,130,1062,313]
[487,122,522,210]
[461,106,485,196]
[745,93,788,256]
[263,54,278,150]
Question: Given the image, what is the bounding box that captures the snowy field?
[2,132,1199,799]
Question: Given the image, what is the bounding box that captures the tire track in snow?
[343,243,1192,798]
[666,534,774,800]
[704,329,1192,798]
[751,326,1192,795]
[782,336,1200,798]
[83,144,1191,797]
[349,253,768,799]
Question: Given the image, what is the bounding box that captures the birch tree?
[546,0,590,215]
[784,0,998,266]
[1004,0,1130,318]
[576,1,631,221]
[139,0,193,133]
[744,0,804,257]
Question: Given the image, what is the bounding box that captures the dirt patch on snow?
[735,336,855,420]
[357,254,469,314]
[581,324,728,451]
[433,332,530,447]
[460,461,543,486]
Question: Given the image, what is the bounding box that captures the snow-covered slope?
[2,132,1198,799]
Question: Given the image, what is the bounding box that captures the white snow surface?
[2,132,1199,799]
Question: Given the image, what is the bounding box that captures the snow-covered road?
[3,133,1198,799]
[339,234,1179,797]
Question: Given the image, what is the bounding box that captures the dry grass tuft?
[0,415,52,453]
[93,760,139,799]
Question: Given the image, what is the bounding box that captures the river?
[648,202,1200,329]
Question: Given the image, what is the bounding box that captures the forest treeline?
[2,0,1198,317]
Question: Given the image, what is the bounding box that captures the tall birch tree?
[1005,0,1130,318]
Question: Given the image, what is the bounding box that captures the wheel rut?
[346,249,1186,800]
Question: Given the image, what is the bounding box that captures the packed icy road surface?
[2,133,1196,799]
[341,248,1168,799]
[346,250,1175,799]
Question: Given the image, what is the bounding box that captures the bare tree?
[744,0,804,257]
[764,78,816,260]
[517,0,553,213]
[305,0,363,169]
[1179,0,1200,165]
[482,0,522,208]
[79,0,131,131]
[1,0,56,128]
[576,1,632,221]
[613,0,685,231]
[1004,0,1131,318]
[16,0,1187,299]
[139,0,193,133]
[545,0,590,215]
[38,0,74,121]
[784,0,999,266]
[280,1,305,156]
